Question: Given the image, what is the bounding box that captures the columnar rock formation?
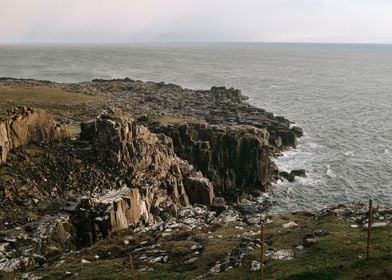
[74,109,215,244]
[0,106,66,163]
[152,123,277,195]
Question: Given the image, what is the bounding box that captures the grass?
[0,84,105,120]
[15,212,389,280]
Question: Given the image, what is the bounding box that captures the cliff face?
[73,109,215,245]
[0,79,304,273]
[0,107,66,163]
[151,123,277,196]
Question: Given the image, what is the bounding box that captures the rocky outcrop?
[0,107,67,163]
[0,214,75,272]
[73,109,215,244]
[151,122,278,195]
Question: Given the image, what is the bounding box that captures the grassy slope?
[0,84,104,121]
[3,213,388,280]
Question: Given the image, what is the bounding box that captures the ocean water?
[1,43,392,212]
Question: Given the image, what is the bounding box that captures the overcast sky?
[1,0,392,44]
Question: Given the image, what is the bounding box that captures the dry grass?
[0,84,105,121]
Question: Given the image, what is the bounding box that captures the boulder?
[184,176,214,207]
[280,171,295,182]
[0,107,67,163]
[290,169,307,177]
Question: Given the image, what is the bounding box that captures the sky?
[1,0,392,44]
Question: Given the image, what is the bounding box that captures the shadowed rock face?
[151,122,278,195]
[74,109,215,245]
[0,106,67,163]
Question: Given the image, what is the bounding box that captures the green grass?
[4,205,392,279]
[0,84,105,120]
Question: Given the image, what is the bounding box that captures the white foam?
[326,165,336,178]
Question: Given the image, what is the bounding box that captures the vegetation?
[0,84,104,121]
[4,212,388,280]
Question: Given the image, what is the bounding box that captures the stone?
[184,176,214,207]
[280,171,295,182]
[0,107,67,163]
[250,260,261,271]
[363,222,389,229]
[73,109,215,245]
[290,169,307,177]
[211,197,228,214]
[271,249,294,260]
[303,238,318,247]
[282,221,300,228]
[152,122,276,196]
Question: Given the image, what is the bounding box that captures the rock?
[81,259,91,264]
[0,214,75,272]
[250,260,261,271]
[290,169,307,177]
[184,176,214,207]
[312,229,328,236]
[282,221,300,228]
[184,257,198,264]
[73,109,215,245]
[280,171,295,182]
[211,197,228,214]
[363,222,389,229]
[303,237,318,247]
[291,126,303,137]
[270,249,294,260]
[151,122,276,196]
[0,107,67,163]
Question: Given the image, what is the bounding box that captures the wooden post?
[367,199,373,260]
[260,220,265,280]
[129,254,136,280]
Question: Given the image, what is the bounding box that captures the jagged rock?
[184,176,214,207]
[211,197,228,214]
[0,214,75,272]
[73,109,215,244]
[0,107,67,163]
[152,122,275,195]
[280,171,295,182]
[290,169,307,177]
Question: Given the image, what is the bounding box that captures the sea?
[1,42,391,213]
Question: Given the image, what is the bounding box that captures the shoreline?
[1,78,390,278]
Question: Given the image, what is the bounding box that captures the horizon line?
[1,41,392,46]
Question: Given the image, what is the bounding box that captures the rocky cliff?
[73,108,215,245]
[0,78,304,274]
[151,122,277,196]
[0,106,66,163]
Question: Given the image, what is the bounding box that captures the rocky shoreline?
[0,78,390,279]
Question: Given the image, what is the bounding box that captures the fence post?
[366,199,373,260]
[130,254,136,280]
[260,219,265,280]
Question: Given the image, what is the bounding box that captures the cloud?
[1,0,392,43]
